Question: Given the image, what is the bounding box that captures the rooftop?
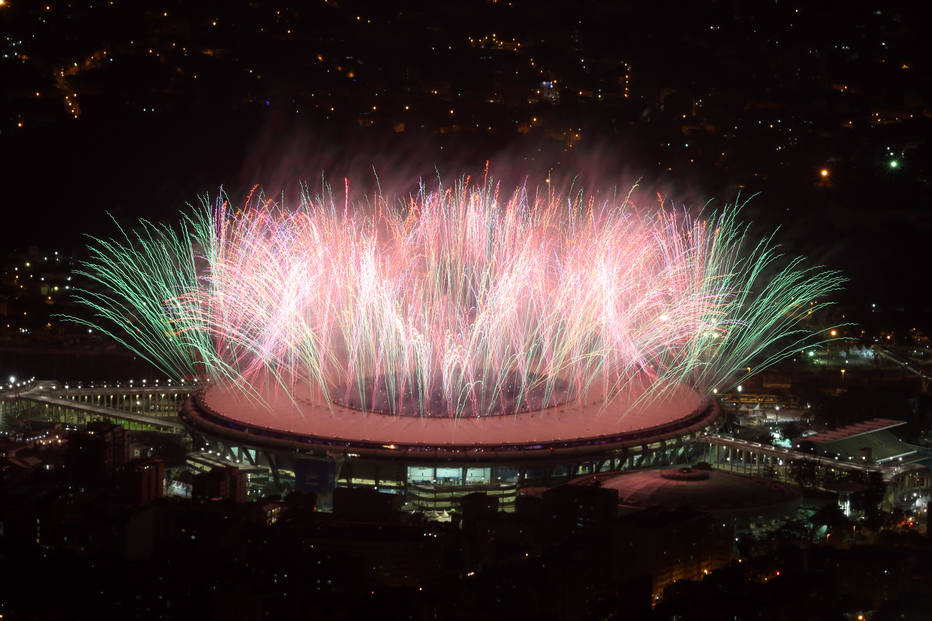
[181,379,719,460]
[802,418,906,445]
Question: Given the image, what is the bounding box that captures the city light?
[820,168,829,178]
[889,159,899,169]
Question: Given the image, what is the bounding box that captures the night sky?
[1,0,929,308]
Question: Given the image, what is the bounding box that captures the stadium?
[73,178,842,510]
[179,378,721,510]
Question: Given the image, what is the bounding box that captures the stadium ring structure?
[179,381,722,511]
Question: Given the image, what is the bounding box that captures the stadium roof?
[181,380,720,462]
[796,418,918,465]
[803,418,906,445]
[815,430,917,464]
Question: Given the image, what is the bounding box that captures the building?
[66,420,126,478]
[180,382,721,510]
[797,418,915,465]
[123,458,164,507]
[193,466,247,503]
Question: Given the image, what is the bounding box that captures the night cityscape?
[2,1,932,619]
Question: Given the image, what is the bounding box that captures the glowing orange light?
[820,168,829,178]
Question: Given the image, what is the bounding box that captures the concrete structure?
[179,381,722,510]
[800,419,916,465]
[124,458,165,507]
[193,466,248,503]
[702,434,932,512]
[6,380,191,433]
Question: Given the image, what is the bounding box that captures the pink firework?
[74,178,844,418]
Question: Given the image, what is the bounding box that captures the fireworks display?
[70,178,844,418]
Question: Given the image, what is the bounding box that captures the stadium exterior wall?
[179,392,722,508]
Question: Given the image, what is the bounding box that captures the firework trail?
[70,178,844,418]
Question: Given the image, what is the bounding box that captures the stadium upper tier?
[180,380,720,462]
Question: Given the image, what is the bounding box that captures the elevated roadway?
[3,380,186,433]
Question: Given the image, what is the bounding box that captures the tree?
[809,502,853,541]
[755,431,774,445]
[780,421,805,441]
[852,471,887,530]
[774,518,809,545]
[788,458,818,489]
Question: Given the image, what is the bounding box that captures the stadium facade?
[180,383,722,511]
